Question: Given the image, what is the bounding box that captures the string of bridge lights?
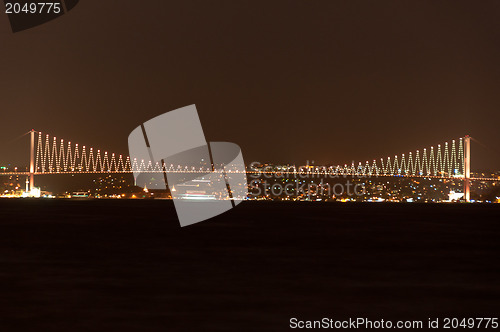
[34,131,216,174]
[33,131,465,178]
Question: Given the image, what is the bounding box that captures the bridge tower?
[29,129,35,192]
[464,135,471,202]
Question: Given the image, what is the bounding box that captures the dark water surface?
[0,200,499,331]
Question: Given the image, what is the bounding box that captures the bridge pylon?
[29,129,35,192]
[464,135,471,202]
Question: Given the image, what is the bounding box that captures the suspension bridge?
[1,130,496,202]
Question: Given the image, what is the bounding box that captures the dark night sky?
[0,1,499,169]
